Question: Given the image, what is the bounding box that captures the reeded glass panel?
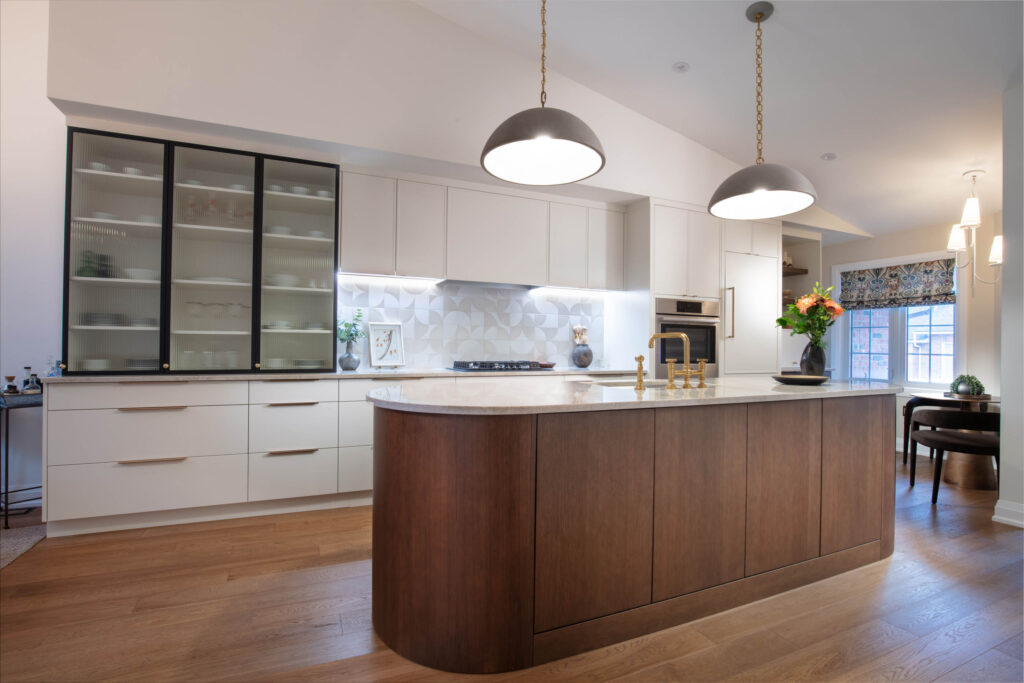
[260,159,336,371]
[67,132,164,372]
[169,147,255,371]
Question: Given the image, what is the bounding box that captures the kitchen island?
[367,376,898,674]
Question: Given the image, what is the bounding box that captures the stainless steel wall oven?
[653,297,720,379]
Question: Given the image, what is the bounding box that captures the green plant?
[950,374,985,396]
[337,309,366,343]
[776,282,845,349]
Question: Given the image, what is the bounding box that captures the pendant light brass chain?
[754,13,764,165]
[540,0,547,107]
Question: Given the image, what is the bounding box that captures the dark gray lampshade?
[481,107,605,185]
[708,162,817,220]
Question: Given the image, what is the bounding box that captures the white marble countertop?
[366,375,900,415]
[40,367,633,384]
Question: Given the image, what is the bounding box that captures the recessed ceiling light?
[672,61,691,73]
[820,152,837,161]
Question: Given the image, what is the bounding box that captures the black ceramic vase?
[571,343,593,369]
[800,342,826,376]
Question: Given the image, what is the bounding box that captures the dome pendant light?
[708,2,817,220]
[481,0,605,185]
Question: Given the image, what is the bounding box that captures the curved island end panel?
[368,377,898,674]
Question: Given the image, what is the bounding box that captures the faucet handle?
[665,359,677,390]
[634,355,646,392]
[696,358,708,388]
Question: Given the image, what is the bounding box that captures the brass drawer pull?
[117,380,189,385]
[267,448,319,456]
[117,406,188,412]
[117,457,188,465]
[264,379,321,383]
[266,401,319,407]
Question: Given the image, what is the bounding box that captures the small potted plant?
[337,309,367,371]
[949,374,987,398]
[776,282,845,376]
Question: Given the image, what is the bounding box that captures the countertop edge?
[40,368,633,384]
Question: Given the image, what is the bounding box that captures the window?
[850,309,890,380]
[846,303,956,386]
[906,304,955,384]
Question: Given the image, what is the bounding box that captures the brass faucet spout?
[647,332,704,389]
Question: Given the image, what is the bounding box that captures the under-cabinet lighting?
[336,273,443,289]
[529,286,607,299]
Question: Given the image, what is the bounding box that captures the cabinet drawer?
[338,379,396,402]
[339,400,374,447]
[249,379,338,404]
[339,445,373,493]
[248,448,339,502]
[47,405,248,466]
[47,381,248,410]
[47,454,247,521]
[249,402,338,452]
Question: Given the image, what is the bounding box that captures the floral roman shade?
[839,259,956,311]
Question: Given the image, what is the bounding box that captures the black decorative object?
[799,342,826,376]
[571,325,593,369]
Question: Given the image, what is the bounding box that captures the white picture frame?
[368,322,406,367]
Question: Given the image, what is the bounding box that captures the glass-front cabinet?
[66,132,166,373]
[61,129,338,375]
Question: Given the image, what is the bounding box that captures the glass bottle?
[22,366,31,389]
[23,374,42,395]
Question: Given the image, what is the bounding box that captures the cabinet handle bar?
[117,457,188,465]
[727,286,737,339]
[267,448,320,456]
[266,401,320,407]
[117,406,188,412]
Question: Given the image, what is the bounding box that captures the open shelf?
[74,168,163,193]
[782,265,809,277]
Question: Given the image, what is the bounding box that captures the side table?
[1,393,43,529]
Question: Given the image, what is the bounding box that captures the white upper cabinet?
[723,219,780,258]
[396,180,445,278]
[340,172,396,275]
[446,188,548,286]
[548,203,588,288]
[687,211,722,298]
[652,206,721,299]
[653,205,688,296]
[587,208,624,290]
[751,222,781,259]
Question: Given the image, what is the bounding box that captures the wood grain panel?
[880,394,897,558]
[535,409,655,632]
[653,404,747,601]
[371,408,536,673]
[534,542,881,665]
[821,396,884,556]
[745,400,822,576]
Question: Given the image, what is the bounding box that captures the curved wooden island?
[367,376,898,674]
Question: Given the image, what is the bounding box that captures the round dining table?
[904,391,1000,490]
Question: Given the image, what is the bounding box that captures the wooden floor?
[1,452,1021,682]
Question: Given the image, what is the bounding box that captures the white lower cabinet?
[248,448,339,502]
[339,399,373,447]
[47,454,247,521]
[249,402,339,452]
[339,445,373,493]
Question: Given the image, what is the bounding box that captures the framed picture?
[368,322,405,367]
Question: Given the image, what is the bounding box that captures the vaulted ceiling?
[419,0,1021,238]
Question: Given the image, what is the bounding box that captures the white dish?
[91,211,118,220]
[290,185,310,195]
[229,183,249,191]
[123,167,142,175]
[83,358,112,371]
[308,230,327,239]
[316,190,332,198]
[183,179,202,185]
[138,215,158,224]
[268,273,299,287]
[267,225,292,235]
[87,162,110,172]
[123,268,159,281]
[195,276,242,283]
[267,184,284,192]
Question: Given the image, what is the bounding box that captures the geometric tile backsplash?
[337,276,605,369]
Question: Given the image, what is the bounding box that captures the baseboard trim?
[45,491,372,537]
[993,500,1024,528]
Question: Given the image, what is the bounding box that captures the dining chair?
[909,409,1000,504]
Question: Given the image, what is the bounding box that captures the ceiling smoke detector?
[672,61,691,73]
[820,152,838,161]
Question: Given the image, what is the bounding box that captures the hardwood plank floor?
[1,451,1020,682]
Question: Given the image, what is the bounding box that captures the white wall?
[0,0,66,497]
[46,0,740,209]
[995,70,1023,528]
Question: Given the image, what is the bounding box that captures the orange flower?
[795,295,816,314]
[823,299,844,319]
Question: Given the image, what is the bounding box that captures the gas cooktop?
[449,360,552,372]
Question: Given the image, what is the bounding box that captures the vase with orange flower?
[776,283,845,376]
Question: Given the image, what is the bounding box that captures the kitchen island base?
[371,389,896,674]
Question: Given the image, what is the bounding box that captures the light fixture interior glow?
[960,197,981,227]
[482,137,603,186]
[988,235,1003,265]
[946,224,966,251]
[710,189,815,220]
[337,272,442,289]
[530,286,607,299]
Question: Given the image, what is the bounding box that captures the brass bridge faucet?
[648,333,708,389]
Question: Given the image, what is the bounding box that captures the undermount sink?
[588,379,670,388]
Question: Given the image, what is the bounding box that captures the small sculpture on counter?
[571,325,593,369]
